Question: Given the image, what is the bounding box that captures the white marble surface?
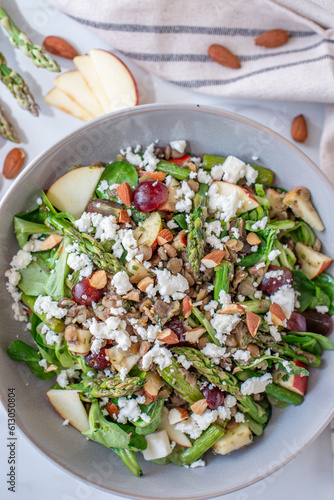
[0,0,332,499]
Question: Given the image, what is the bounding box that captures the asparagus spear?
[0,5,60,72]
[0,104,19,142]
[157,358,203,404]
[68,376,144,400]
[213,262,233,301]
[0,52,39,116]
[112,448,143,477]
[187,183,209,275]
[156,160,190,180]
[173,347,268,424]
[202,154,274,184]
[192,306,220,346]
[178,423,225,465]
[265,383,303,406]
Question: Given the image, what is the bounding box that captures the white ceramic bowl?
[0,104,333,499]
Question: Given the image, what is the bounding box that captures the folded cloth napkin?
[50,0,334,183]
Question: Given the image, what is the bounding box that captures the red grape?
[164,317,186,342]
[85,345,111,370]
[202,384,224,410]
[286,311,307,332]
[259,265,293,295]
[132,180,168,212]
[72,278,104,306]
[301,309,332,336]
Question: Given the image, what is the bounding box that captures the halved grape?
[202,384,224,410]
[286,311,307,332]
[164,317,186,342]
[85,345,111,371]
[132,180,168,212]
[72,278,104,306]
[301,309,332,336]
[259,265,293,295]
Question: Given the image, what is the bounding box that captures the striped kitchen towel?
[50,0,334,182]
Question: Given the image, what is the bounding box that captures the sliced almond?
[123,290,140,302]
[246,311,261,337]
[157,229,173,245]
[137,276,154,292]
[40,233,63,251]
[218,303,245,315]
[246,232,262,246]
[89,270,107,289]
[143,371,164,401]
[182,296,193,318]
[45,364,58,373]
[254,29,289,48]
[119,209,130,224]
[190,399,208,415]
[269,302,286,326]
[168,407,189,425]
[201,250,225,268]
[157,328,179,345]
[117,182,133,206]
[106,401,119,417]
[3,148,25,179]
[208,44,241,69]
[185,327,206,343]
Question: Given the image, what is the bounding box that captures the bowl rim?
[1,102,333,499]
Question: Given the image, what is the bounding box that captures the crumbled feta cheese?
[316,305,329,314]
[141,143,160,172]
[210,164,225,181]
[97,180,110,195]
[175,180,195,213]
[255,262,266,270]
[112,228,139,262]
[203,300,219,316]
[231,226,240,239]
[233,349,251,364]
[222,156,246,184]
[251,245,258,252]
[5,269,21,287]
[23,238,42,252]
[205,220,224,250]
[201,343,227,364]
[270,284,295,320]
[211,313,240,344]
[264,269,284,280]
[245,164,258,185]
[147,269,188,302]
[224,395,237,408]
[141,343,173,370]
[240,373,273,395]
[67,251,93,279]
[218,290,231,307]
[36,197,43,205]
[89,316,131,351]
[170,140,186,153]
[38,359,48,369]
[10,250,32,270]
[234,412,245,423]
[268,249,281,261]
[117,397,141,424]
[197,169,212,185]
[269,324,281,342]
[254,290,263,299]
[175,410,218,439]
[167,219,178,230]
[34,295,67,320]
[251,216,268,231]
[189,459,206,468]
[56,368,79,388]
[177,354,192,370]
[111,271,133,296]
[208,184,241,222]
[134,324,161,342]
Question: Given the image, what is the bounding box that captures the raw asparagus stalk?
[202,154,274,184]
[173,347,268,424]
[0,52,39,116]
[187,183,209,275]
[192,306,219,346]
[239,299,271,314]
[0,104,19,142]
[158,358,203,404]
[265,383,303,406]
[156,160,190,180]
[68,376,144,399]
[112,448,143,477]
[178,423,225,465]
[0,5,60,72]
[213,262,233,301]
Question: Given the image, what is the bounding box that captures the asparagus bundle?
[0,51,38,116]
[187,183,209,275]
[0,3,60,72]
[68,376,145,399]
[0,104,19,142]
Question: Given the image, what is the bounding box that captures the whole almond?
[3,148,25,179]
[291,115,308,143]
[254,29,289,48]
[43,36,78,59]
[208,44,241,69]
[117,182,133,206]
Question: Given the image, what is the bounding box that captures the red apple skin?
[170,155,191,166]
[274,361,308,397]
[94,49,139,106]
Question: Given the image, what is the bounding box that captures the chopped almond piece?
[270,303,286,326]
[89,270,107,289]
[247,232,262,246]
[130,343,140,355]
[40,233,63,251]
[218,303,245,315]
[119,209,130,223]
[225,239,244,252]
[123,290,140,302]
[137,276,154,292]
[106,401,119,417]
[117,182,133,206]
[143,371,164,401]
[246,311,261,337]
[168,407,189,425]
[157,228,173,245]
[157,328,179,345]
[191,399,208,415]
[182,296,192,318]
[45,364,58,372]
[185,327,206,343]
[201,250,225,268]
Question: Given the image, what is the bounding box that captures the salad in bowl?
[5,139,334,476]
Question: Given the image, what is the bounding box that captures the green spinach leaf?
[96,161,138,198]
[7,340,55,380]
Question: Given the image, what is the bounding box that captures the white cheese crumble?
[34,295,67,320]
[222,156,246,184]
[233,349,251,364]
[189,459,206,468]
[67,251,93,279]
[201,343,227,364]
[197,169,212,185]
[141,343,173,370]
[167,219,179,230]
[234,412,245,423]
[207,184,241,222]
[218,290,231,307]
[175,410,218,439]
[89,317,131,352]
[245,164,258,185]
[147,269,188,302]
[270,284,295,320]
[316,305,329,314]
[175,180,195,213]
[211,313,240,344]
[170,140,186,153]
[111,271,133,296]
[10,250,32,270]
[117,396,151,424]
[251,216,268,231]
[205,220,224,250]
[210,164,225,181]
[268,249,281,261]
[240,373,273,395]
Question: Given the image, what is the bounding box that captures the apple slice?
[89,49,138,112]
[159,177,180,212]
[45,88,94,122]
[283,187,324,232]
[295,242,333,279]
[126,258,151,284]
[73,55,111,114]
[211,181,260,215]
[47,166,104,220]
[265,188,287,218]
[213,424,252,455]
[54,70,105,118]
[158,407,192,448]
[46,389,89,432]
[273,361,308,396]
[143,430,172,461]
[134,212,162,250]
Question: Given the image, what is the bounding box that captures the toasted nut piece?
[43,36,78,59]
[197,336,211,350]
[130,342,140,355]
[182,296,192,318]
[225,239,244,252]
[40,233,63,251]
[168,407,189,425]
[137,276,154,292]
[157,228,173,245]
[269,302,286,326]
[89,270,107,289]
[3,147,25,179]
[157,328,179,345]
[291,115,308,143]
[106,401,119,417]
[173,230,187,251]
[186,161,198,172]
[138,170,166,181]
[218,303,245,315]
[246,232,262,246]
[119,209,130,223]
[201,250,225,268]
[246,344,260,358]
[123,290,140,302]
[246,311,261,337]
[163,243,177,258]
[191,398,208,415]
[45,364,58,372]
[254,29,289,48]
[143,371,164,401]
[117,182,133,206]
[185,326,206,343]
[139,341,151,357]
